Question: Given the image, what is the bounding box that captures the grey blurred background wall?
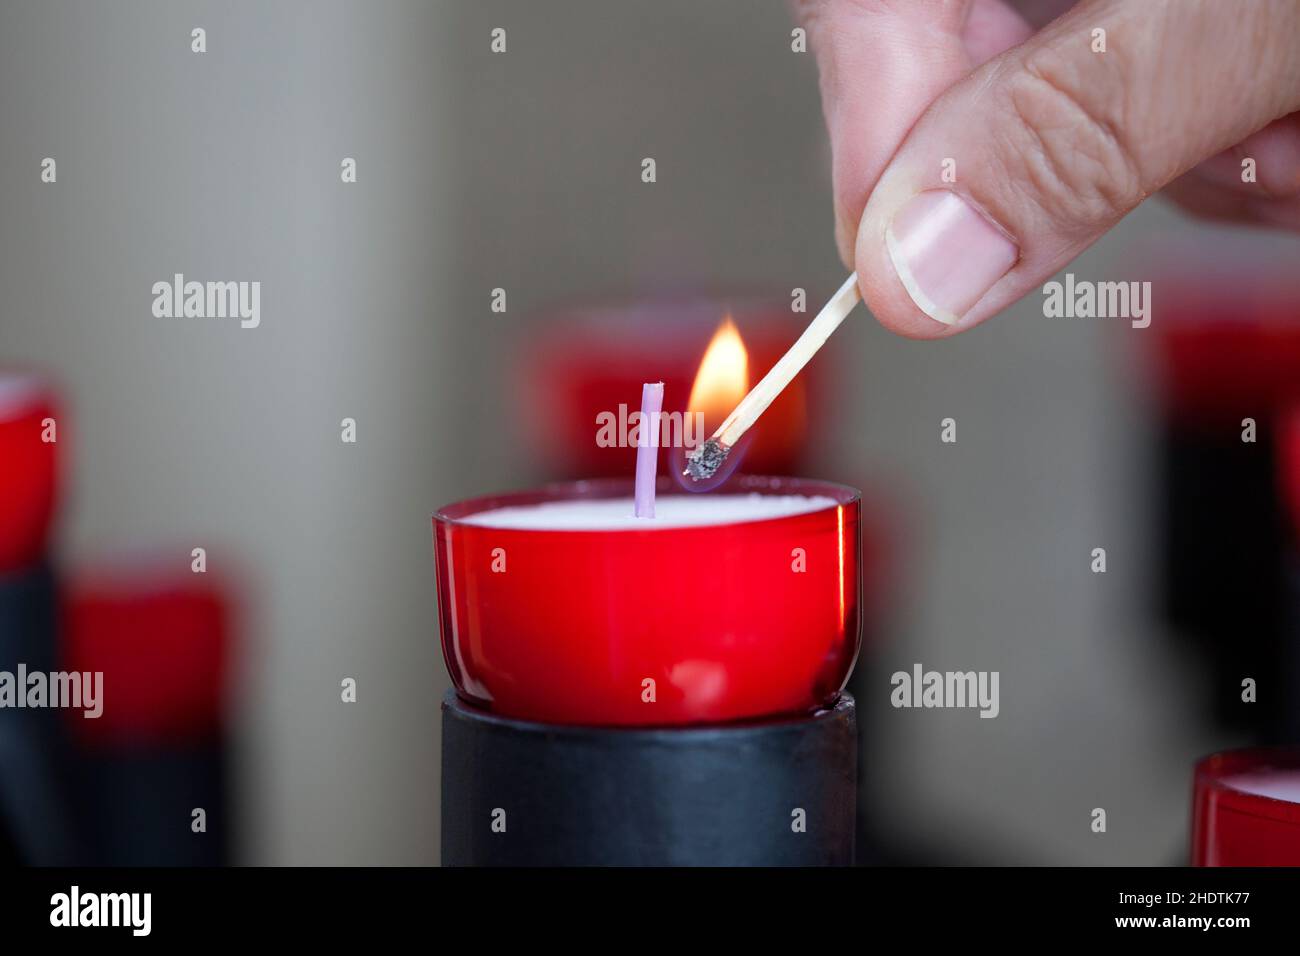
[3,0,1298,864]
[1,0,452,864]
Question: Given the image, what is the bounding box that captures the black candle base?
[1159,428,1290,738]
[74,744,229,866]
[441,690,856,866]
[0,564,83,865]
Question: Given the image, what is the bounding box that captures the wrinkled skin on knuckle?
[998,45,1147,234]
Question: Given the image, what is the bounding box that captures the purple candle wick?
[634,381,664,518]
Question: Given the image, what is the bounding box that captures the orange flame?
[688,317,748,426]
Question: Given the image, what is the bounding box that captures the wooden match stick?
[684,274,861,480]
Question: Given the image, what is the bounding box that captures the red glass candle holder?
[0,373,60,573]
[1192,748,1300,866]
[434,475,861,727]
[61,561,231,746]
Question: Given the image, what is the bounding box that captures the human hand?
[795,0,1300,336]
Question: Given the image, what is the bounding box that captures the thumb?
[798,0,1000,265]
[853,0,1300,337]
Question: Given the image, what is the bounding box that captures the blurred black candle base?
[441,690,856,866]
[1158,428,1289,737]
[73,745,228,866]
[61,566,235,867]
[0,564,83,865]
[1151,288,1300,745]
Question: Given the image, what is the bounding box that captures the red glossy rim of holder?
[0,372,60,573]
[434,475,862,728]
[1192,748,1300,866]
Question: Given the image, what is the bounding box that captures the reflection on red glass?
[434,476,861,727]
[1192,748,1300,866]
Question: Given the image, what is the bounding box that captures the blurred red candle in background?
[0,373,60,573]
[62,562,231,746]
[1149,282,1300,432]
[517,297,828,480]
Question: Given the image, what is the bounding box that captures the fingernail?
[885,191,1018,326]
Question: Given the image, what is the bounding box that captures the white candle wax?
[461,493,838,530]
[1222,770,1300,804]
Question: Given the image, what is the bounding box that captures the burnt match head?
[683,438,730,481]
